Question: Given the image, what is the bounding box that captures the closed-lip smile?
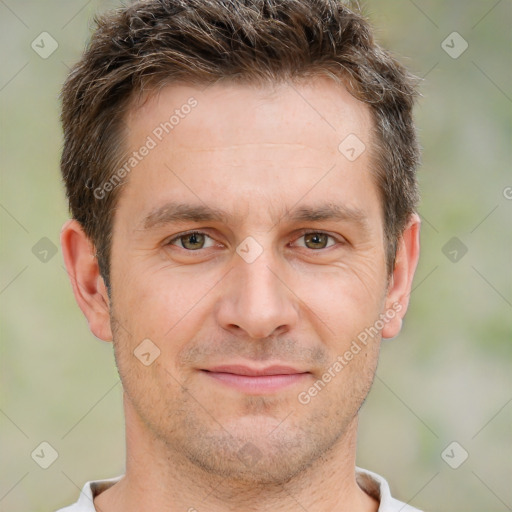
[200,364,310,393]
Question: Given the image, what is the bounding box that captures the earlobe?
[60,219,113,342]
[381,213,421,340]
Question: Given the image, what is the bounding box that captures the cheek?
[292,262,387,341]
[112,263,220,353]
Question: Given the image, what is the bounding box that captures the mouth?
[200,364,311,394]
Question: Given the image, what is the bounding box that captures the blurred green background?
[0,0,510,510]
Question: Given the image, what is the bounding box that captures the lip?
[200,365,310,394]
[205,365,305,376]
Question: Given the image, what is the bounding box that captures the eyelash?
[166,229,343,251]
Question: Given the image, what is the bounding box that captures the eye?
[166,230,341,252]
[293,231,338,250]
[168,231,217,250]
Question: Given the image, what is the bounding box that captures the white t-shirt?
[56,467,423,511]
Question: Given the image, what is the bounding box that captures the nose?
[215,247,299,339]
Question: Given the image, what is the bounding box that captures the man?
[58,0,422,510]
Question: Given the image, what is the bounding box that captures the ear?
[381,213,421,339]
[60,219,113,342]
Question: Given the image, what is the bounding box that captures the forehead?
[127,77,372,154]
[116,77,380,231]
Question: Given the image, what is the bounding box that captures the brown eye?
[293,232,338,250]
[181,232,205,250]
[304,232,330,249]
[170,232,213,250]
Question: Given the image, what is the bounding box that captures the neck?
[94,394,378,512]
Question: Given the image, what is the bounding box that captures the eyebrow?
[138,201,369,232]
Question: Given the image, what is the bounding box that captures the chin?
[175,413,342,488]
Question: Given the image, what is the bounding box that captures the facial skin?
[61,77,420,512]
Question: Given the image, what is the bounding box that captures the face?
[107,78,394,484]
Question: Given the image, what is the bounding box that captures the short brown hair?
[60,0,420,291]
